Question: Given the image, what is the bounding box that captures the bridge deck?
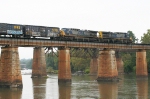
[0,37,149,49]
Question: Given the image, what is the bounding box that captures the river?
[0,73,149,99]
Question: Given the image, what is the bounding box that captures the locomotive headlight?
[97,32,99,38]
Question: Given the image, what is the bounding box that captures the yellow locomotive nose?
[98,31,103,38]
[59,30,65,37]
[130,37,133,43]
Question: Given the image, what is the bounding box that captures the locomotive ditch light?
[96,32,99,38]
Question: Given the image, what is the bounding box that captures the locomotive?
[59,28,132,43]
[0,23,132,43]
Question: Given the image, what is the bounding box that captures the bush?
[133,66,136,73]
[84,68,90,74]
[47,67,54,73]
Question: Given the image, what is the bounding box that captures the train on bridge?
[0,23,132,43]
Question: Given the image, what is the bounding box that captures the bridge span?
[0,37,150,49]
[0,37,148,87]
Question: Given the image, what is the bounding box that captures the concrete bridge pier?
[136,49,148,77]
[115,51,124,74]
[58,47,71,82]
[31,47,47,78]
[97,49,118,81]
[0,46,22,88]
[89,57,98,76]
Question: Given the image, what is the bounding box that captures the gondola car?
[0,23,23,37]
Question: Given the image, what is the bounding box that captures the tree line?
[20,29,150,73]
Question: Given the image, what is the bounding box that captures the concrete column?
[136,50,148,77]
[0,46,22,88]
[58,47,71,82]
[97,49,118,81]
[89,57,98,75]
[32,47,47,78]
[116,51,124,74]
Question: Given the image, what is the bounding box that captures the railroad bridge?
[0,37,149,87]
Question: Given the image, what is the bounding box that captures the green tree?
[122,53,136,73]
[71,57,90,72]
[120,31,137,73]
[46,52,58,70]
[127,30,138,43]
[141,29,150,44]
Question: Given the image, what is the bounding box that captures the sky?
[0,0,150,59]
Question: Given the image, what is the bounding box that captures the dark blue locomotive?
[60,28,132,43]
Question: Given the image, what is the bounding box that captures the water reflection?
[72,75,99,99]
[58,82,71,99]
[89,75,97,81]
[46,75,59,99]
[136,78,148,99]
[0,74,149,98]
[98,82,118,99]
[0,88,22,99]
[32,78,47,99]
[118,74,124,91]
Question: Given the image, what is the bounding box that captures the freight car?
[0,23,23,37]
[0,23,60,39]
[23,25,60,39]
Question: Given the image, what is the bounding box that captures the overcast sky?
[0,0,150,59]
